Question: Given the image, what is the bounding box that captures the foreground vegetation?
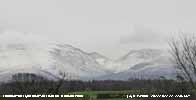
[0,74,194,100]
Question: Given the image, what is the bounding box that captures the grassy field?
[71,90,193,100]
[0,90,144,100]
[71,90,144,100]
[0,90,193,100]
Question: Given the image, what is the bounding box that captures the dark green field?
[0,90,193,100]
[71,91,143,100]
[0,79,193,100]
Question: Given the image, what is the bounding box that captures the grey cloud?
[120,25,163,44]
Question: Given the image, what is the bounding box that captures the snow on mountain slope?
[49,44,110,79]
[97,49,176,80]
[0,30,178,81]
[0,31,110,82]
[114,49,171,72]
[98,64,177,80]
[100,49,170,73]
[88,52,109,65]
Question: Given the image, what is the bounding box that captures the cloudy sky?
[0,0,195,59]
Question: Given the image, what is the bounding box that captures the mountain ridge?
[0,31,177,81]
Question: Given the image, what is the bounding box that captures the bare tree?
[46,72,67,94]
[169,34,196,90]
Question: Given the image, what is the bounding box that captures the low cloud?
[120,25,164,46]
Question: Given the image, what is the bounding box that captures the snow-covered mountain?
[0,31,177,82]
[117,49,168,71]
[98,49,177,80]
[0,42,111,81]
[0,31,111,82]
[88,52,110,66]
[49,44,111,79]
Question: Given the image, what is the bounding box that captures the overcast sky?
[0,0,195,59]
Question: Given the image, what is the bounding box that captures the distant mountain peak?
[88,52,109,60]
[119,48,162,61]
[0,31,176,81]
